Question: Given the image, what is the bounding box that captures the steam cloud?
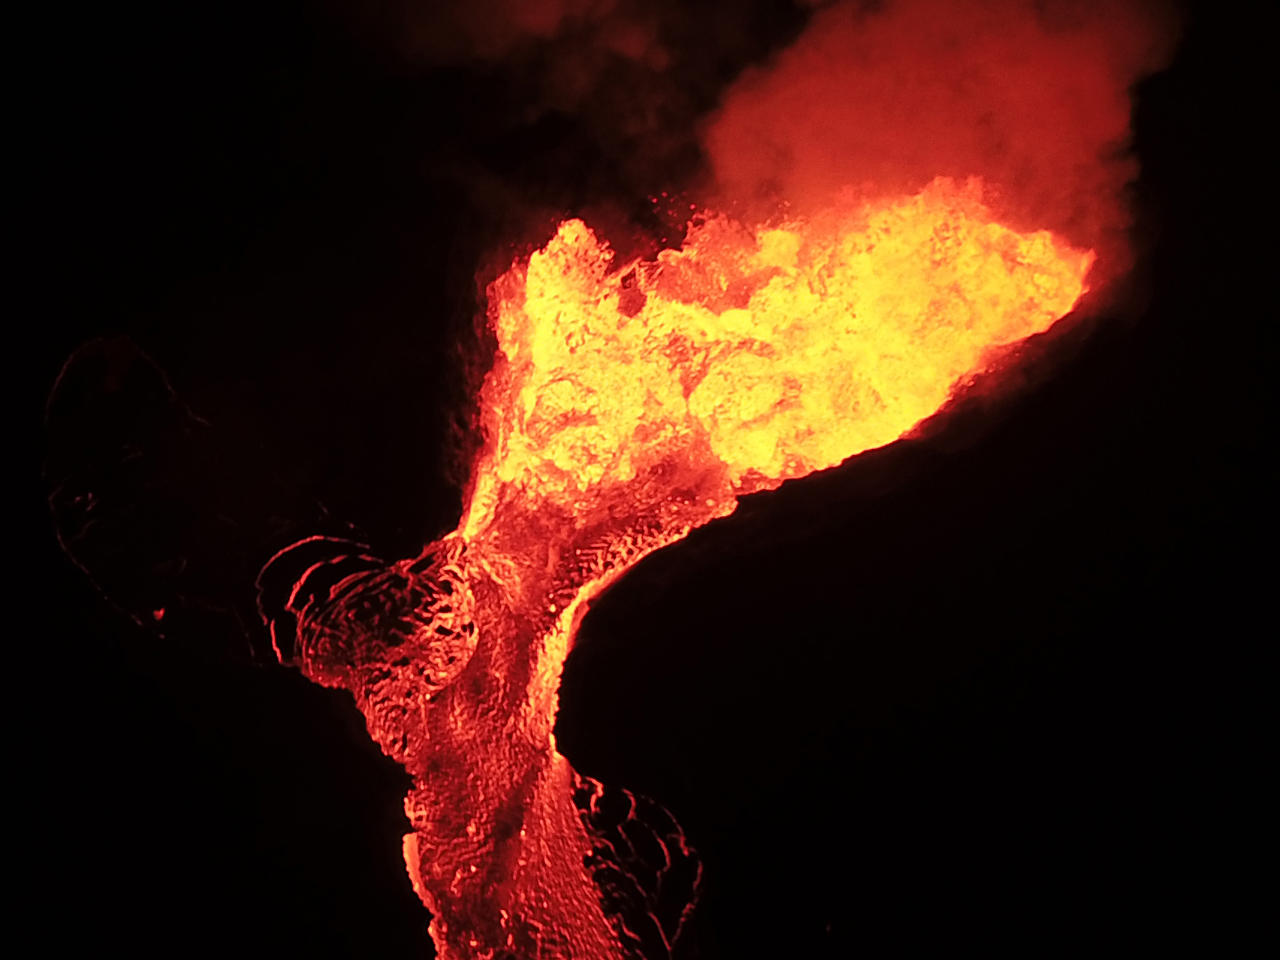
[368,0,1180,278]
[704,0,1182,273]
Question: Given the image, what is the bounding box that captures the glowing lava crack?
[259,178,1092,960]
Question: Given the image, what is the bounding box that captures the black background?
[22,1,1266,956]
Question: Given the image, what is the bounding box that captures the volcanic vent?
[259,177,1093,959]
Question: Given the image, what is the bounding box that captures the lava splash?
[259,177,1092,959]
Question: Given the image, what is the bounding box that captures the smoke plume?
[703,0,1181,273]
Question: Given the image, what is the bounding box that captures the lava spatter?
[260,178,1092,959]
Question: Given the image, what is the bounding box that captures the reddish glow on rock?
[260,176,1092,959]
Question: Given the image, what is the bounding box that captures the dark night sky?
[21,1,1266,957]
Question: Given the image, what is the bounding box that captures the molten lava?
[260,176,1092,959]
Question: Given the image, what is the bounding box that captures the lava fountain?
[258,177,1092,959]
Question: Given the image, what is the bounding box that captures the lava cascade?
[260,176,1092,959]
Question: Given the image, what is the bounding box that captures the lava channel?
[258,177,1092,960]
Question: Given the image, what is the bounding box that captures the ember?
[262,177,1091,959]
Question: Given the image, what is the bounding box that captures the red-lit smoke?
[704,0,1181,276]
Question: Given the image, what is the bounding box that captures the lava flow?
[258,176,1091,959]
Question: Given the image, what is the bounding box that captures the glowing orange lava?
[262,176,1092,959]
